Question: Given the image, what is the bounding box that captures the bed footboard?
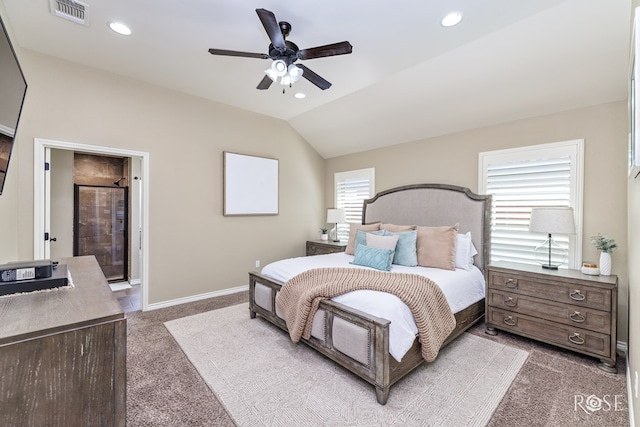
[249,271,394,404]
[249,271,485,404]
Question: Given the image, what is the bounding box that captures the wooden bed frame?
[248,183,491,404]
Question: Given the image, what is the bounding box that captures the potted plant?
[590,234,617,276]
[319,227,329,241]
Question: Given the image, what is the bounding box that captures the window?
[479,140,584,269]
[334,168,375,241]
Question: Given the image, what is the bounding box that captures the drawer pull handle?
[504,297,517,307]
[569,290,586,301]
[569,333,585,345]
[505,278,518,289]
[503,315,516,326]
[569,311,585,323]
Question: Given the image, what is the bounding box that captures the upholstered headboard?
[362,184,491,271]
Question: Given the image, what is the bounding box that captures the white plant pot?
[599,252,612,276]
[320,234,328,241]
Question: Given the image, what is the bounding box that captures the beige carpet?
[165,303,528,427]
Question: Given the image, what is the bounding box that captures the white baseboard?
[144,284,248,311]
[618,340,628,353]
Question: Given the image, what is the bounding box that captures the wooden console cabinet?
[485,261,618,373]
[0,256,126,426]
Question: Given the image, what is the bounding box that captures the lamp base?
[534,235,567,270]
[329,225,340,242]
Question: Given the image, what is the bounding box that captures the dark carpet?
[126,291,628,426]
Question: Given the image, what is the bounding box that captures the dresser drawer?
[487,271,611,311]
[487,289,611,334]
[306,241,346,256]
[486,307,611,358]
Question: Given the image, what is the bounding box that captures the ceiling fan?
[208,8,352,91]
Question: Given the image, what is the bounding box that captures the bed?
[248,183,491,404]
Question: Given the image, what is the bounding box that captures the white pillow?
[455,232,478,270]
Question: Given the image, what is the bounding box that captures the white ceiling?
[1,0,632,158]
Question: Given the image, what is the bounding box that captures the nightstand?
[306,240,347,256]
[485,261,618,373]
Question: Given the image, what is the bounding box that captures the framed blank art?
[223,151,279,215]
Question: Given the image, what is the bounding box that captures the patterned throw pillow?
[351,244,395,271]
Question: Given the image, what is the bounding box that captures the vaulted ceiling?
[1,0,631,158]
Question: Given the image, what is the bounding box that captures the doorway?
[34,138,150,311]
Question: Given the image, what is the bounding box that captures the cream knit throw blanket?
[276,268,456,362]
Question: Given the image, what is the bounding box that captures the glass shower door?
[74,185,128,282]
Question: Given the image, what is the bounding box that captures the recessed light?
[441,12,463,27]
[294,92,306,99]
[108,22,132,36]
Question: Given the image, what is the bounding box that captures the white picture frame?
[223,151,279,216]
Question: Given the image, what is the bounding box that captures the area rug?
[165,303,528,427]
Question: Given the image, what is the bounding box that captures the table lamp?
[326,208,346,242]
[528,207,576,269]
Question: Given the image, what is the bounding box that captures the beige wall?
[326,101,629,343]
[0,49,324,304]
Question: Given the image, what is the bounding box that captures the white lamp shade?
[271,60,287,76]
[288,64,303,83]
[529,207,576,235]
[326,208,346,223]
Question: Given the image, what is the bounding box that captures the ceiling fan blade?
[297,64,331,90]
[256,8,285,50]
[257,75,273,90]
[297,41,353,60]
[208,48,269,59]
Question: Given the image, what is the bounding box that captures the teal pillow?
[350,244,394,271]
[383,230,418,267]
[354,229,385,250]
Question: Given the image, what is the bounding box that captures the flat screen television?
[0,14,27,195]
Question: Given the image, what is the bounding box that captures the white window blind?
[479,140,584,269]
[334,168,375,242]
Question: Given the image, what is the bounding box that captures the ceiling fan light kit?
[208,8,352,92]
[264,60,303,87]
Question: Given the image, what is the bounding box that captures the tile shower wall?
[74,153,128,186]
[73,154,129,281]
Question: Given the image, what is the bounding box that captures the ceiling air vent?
[50,0,89,26]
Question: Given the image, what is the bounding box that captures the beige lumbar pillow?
[380,223,416,232]
[416,224,459,270]
[345,223,381,255]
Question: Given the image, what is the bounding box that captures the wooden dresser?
[306,240,347,256]
[485,261,617,372]
[0,256,126,426]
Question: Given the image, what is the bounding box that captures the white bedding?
[261,252,485,362]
